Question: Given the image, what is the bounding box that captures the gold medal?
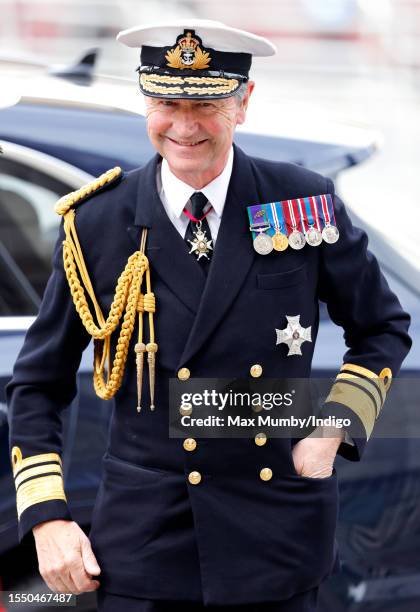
[272,231,288,251]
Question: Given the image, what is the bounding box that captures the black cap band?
[140,45,252,78]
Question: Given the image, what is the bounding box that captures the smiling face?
[144,82,254,189]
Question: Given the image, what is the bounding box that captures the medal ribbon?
[304,196,321,231]
[286,200,299,232]
[247,204,269,240]
[296,198,308,233]
[183,206,212,223]
[247,194,336,244]
[325,194,337,225]
[319,194,331,227]
[270,202,286,235]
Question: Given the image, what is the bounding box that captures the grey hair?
[233,82,249,105]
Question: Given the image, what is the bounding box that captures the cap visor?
[139,72,242,99]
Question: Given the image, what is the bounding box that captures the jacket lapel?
[127,154,206,315]
[127,146,261,369]
[177,145,259,368]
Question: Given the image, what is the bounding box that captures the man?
[6,19,411,612]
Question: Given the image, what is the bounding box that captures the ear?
[236,81,255,125]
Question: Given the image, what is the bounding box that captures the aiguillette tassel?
[135,342,146,412]
[146,342,158,410]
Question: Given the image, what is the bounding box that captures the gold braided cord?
[55,167,122,216]
[57,171,157,404]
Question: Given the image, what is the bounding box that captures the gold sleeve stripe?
[14,460,61,480]
[336,373,382,417]
[11,448,67,519]
[16,475,67,519]
[340,367,385,405]
[339,372,384,408]
[325,380,376,438]
[11,448,62,478]
[341,362,379,379]
[14,463,63,489]
[341,363,388,396]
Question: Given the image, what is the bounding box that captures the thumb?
[81,538,101,576]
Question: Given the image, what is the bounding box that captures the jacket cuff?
[321,363,392,461]
[18,500,72,542]
[11,447,71,541]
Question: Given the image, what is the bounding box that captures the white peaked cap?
[117,19,277,56]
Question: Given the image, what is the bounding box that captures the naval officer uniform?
[6,19,412,612]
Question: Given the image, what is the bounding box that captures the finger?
[54,552,85,594]
[44,570,77,595]
[68,553,100,593]
[81,538,101,577]
[70,564,100,594]
[54,573,77,595]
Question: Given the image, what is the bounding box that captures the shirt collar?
[160,145,234,219]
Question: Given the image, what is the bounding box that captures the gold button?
[252,403,263,413]
[188,471,201,485]
[255,432,267,446]
[178,367,190,381]
[250,364,263,378]
[179,403,192,416]
[183,438,197,451]
[260,467,272,481]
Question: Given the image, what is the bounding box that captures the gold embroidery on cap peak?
[140,73,238,96]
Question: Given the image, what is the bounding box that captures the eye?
[199,102,214,108]
[161,99,176,107]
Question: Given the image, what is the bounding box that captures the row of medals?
[251,222,340,255]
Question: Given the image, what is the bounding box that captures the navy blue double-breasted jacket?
[6,144,411,605]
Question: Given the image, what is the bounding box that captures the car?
[0,61,418,611]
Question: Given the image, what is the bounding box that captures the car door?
[0,142,101,554]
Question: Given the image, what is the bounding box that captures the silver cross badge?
[275,315,312,356]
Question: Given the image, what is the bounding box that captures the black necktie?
[184,192,213,274]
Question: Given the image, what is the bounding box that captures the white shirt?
[157,145,234,243]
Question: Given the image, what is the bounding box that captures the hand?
[33,519,101,594]
[291,425,344,478]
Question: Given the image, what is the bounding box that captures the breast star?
[275,315,312,356]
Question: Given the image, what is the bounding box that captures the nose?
[172,107,200,138]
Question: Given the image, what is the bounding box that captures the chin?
[168,156,205,171]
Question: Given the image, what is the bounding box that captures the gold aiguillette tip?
[135,342,146,414]
[146,342,158,411]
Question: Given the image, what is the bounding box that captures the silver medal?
[288,229,306,250]
[305,226,322,247]
[322,224,340,244]
[253,231,274,255]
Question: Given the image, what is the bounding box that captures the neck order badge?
[184,192,213,265]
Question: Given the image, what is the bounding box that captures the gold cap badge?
[165,30,211,70]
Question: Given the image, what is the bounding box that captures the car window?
[0,156,70,315]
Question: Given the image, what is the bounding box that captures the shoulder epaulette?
[54,166,123,216]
